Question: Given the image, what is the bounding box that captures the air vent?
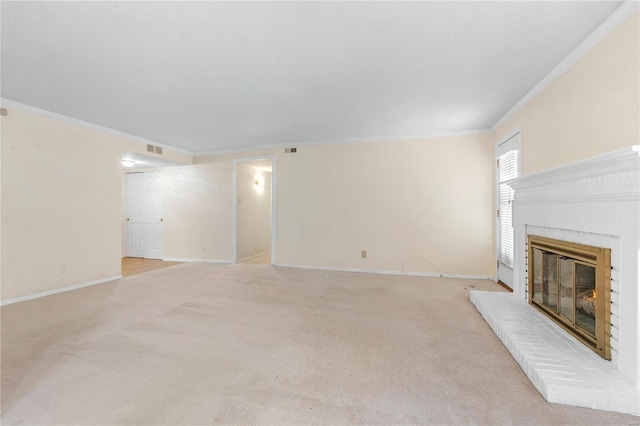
[145,144,164,155]
[285,147,298,153]
[0,108,8,117]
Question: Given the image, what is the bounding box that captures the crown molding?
[194,128,493,157]
[0,98,195,155]
[492,0,640,132]
[2,96,492,157]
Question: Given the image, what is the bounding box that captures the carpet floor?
[1,262,637,425]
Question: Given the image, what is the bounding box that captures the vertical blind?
[498,150,519,267]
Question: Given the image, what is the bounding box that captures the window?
[497,135,520,269]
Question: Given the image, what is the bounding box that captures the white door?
[126,172,163,259]
[126,173,145,257]
[497,133,520,288]
[142,172,163,259]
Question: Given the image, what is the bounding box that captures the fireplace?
[470,146,640,415]
[528,235,611,359]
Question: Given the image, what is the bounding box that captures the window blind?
[498,149,518,267]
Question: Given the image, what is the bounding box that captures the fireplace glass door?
[528,235,610,359]
[575,262,596,336]
[532,249,596,339]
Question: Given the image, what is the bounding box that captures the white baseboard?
[162,257,234,264]
[0,275,123,307]
[236,251,271,263]
[274,263,492,280]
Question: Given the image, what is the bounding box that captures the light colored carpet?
[1,263,637,425]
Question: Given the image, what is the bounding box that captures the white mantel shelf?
[507,145,639,192]
[472,146,640,415]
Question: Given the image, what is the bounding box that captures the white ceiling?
[1,1,624,154]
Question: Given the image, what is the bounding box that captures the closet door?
[126,172,163,259]
[142,172,163,259]
[126,173,145,258]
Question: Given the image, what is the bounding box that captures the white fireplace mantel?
[471,146,640,415]
[507,145,640,205]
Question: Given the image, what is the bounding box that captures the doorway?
[233,157,275,264]
[121,257,182,277]
[496,131,521,289]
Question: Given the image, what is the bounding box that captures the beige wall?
[495,11,639,175]
[1,107,191,302]
[197,134,496,277]
[162,161,234,261]
[236,162,272,261]
[275,136,495,275]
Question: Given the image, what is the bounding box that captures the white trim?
[0,98,194,155]
[496,127,522,155]
[195,129,492,156]
[495,128,521,288]
[271,157,278,265]
[236,251,271,263]
[0,275,122,306]
[162,257,233,264]
[495,127,522,172]
[232,156,277,265]
[492,1,639,132]
[275,263,492,280]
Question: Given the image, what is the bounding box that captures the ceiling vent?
[146,144,163,155]
[284,147,297,153]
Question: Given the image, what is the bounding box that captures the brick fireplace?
[471,146,640,415]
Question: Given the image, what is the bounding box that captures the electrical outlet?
[361,250,367,259]
[60,265,66,273]
[202,244,206,252]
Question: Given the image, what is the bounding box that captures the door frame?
[495,127,521,288]
[232,155,277,264]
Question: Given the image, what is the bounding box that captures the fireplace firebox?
[528,235,611,359]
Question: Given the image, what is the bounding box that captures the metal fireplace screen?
[528,235,611,360]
